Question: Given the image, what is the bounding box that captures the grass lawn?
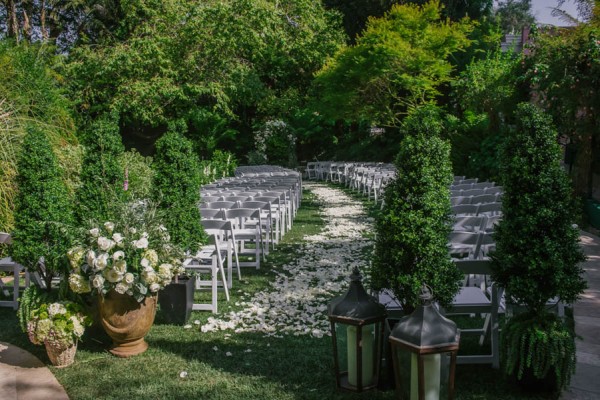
[0,185,558,399]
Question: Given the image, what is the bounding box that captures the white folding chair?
[223,208,265,270]
[0,233,29,310]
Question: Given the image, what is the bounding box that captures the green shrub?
[75,112,125,224]
[118,149,154,201]
[153,131,206,252]
[492,103,585,391]
[491,103,586,315]
[9,126,75,290]
[502,311,576,392]
[371,105,462,312]
[199,149,238,184]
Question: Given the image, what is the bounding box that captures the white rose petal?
[179,371,188,378]
[226,352,232,357]
[149,283,160,292]
[183,324,192,329]
[89,228,100,237]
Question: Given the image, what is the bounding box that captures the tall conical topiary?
[76,112,125,223]
[153,131,206,252]
[371,105,462,313]
[492,103,586,391]
[10,126,74,290]
[492,103,586,316]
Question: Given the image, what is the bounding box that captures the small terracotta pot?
[99,290,157,357]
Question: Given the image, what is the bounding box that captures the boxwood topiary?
[153,131,206,252]
[9,125,75,290]
[371,105,462,312]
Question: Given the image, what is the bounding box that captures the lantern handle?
[419,284,434,304]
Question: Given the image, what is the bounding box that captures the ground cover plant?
[0,183,561,399]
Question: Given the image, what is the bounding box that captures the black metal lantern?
[389,286,460,400]
[327,267,386,392]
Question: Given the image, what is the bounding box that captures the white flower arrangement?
[68,221,184,302]
[27,301,90,348]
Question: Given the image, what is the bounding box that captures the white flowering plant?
[67,219,185,303]
[27,301,90,348]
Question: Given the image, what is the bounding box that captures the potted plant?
[26,300,90,368]
[371,105,462,314]
[491,103,586,393]
[158,269,194,326]
[67,203,183,357]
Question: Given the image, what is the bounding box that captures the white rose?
[94,253,109,271]
[129,227,137,234]
[86,250,96,267]
[133,237,149,249]
[141,270,157,284]
[140,258,150,268]
[113,260,127,274]
[149,283,161,292]
[104,221,115,233]
[92,274,105,289]
[106,268,123,283]
[124,272,135,284]
[114,282,129,294]
[113,251,125,261]
[97,236,115,252]
[112,233,123,244]
[89,228,100,237]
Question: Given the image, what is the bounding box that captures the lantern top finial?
[419,285,433,305]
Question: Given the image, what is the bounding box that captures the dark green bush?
[75,112,125,223]
[9,126,75,290]
[153,131,206,252]
[371,105,462,312]
[491,103,586,315]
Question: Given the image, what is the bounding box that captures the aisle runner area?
[200,182,374,338]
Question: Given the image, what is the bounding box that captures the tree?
[495,0,534,34]
[371,105,462,313]
[153,131,205,252]
[492,103,586,316]
[525,10,600,198]
[9,125,74,290]
[313,0,473,128]
[75,112,125,224]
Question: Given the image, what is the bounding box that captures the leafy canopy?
[313,0,473,127]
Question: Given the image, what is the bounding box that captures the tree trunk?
[6,0,19,41]
[22,10,31,41]
[41,0,48,40]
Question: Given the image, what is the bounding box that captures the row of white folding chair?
[451,202,502,217]
[184,220,235,313]
[450,186,503,197]
[448,231,495,260]
[451,181,495,191]
[453,215,502,233]
[451,193,502,206]
[201,199,281,249]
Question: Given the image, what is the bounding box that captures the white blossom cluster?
[200,182,374,338]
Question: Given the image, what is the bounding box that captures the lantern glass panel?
[394,347,452,400]
[335,322,380,389]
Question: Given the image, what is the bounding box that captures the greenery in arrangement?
[9,126,75,290]
[68,209,184,303]
[26,300,90,348]
[313,0,473,127]
[17,285,57,334]
[371,105,462,312]
[502,311,576,391]
[492,103,586,389]
[153,130,206,252]
[75,112,125,224]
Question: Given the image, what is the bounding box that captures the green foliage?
[75,112,125,224]
[153,131,205,252]
[118,149,154,201]
[502,311,576,391]
[313,0,473,127]
[67,0,345,155]
[9,125,75,290]
[495,0,535,34]
[250,120,297,167]
[199,150,238,185]
[17,285,57,333]
[525,20,600,197]
[371,105,462,311]
[491,103,586,315]
[0,40,78,233]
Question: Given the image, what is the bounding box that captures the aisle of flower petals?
[200,182,374,338]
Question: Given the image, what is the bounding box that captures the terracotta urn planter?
[99,290,157,357]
